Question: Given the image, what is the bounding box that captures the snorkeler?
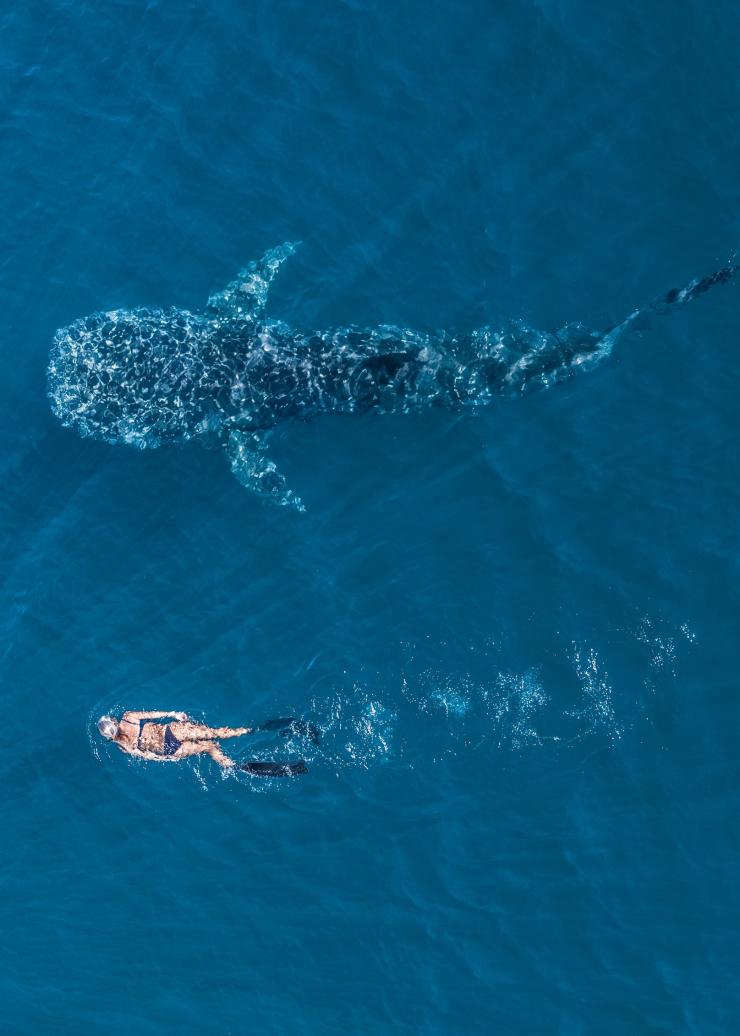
[97,710,315,776]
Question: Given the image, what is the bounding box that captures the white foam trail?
[567,644,622,742]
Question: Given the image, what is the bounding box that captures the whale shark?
[48,243,736,510]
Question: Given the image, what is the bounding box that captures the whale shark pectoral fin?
[226,430,305,511]
[207,241,300,321]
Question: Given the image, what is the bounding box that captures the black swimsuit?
[137,720,182,756]
[163,726,182,756]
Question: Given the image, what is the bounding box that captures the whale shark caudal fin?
[604,260,739,338]
[227,430,305,511]
[653,262,739,311]
[583,259,740,366]
[207,241,300,322]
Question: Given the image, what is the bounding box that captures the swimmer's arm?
[122,710,188,722]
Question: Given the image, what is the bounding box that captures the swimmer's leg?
[175,740,307,776]
[174,740,236,767]
[169,722,252,741]
[171,719,320,744]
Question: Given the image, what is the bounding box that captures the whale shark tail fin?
[591,259,739,364]
[226,430,305,511]
[498,258,739,396]
[605,259,739,339]
[652,262,739,313]
[207,241,300,323]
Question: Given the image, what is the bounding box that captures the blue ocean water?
[2,1,740,1031]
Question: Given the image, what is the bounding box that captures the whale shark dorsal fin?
[227,430,305,511]
[207,241,300,321]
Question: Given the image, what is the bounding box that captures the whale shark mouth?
[47,307,224,449]
[48,313,143,445]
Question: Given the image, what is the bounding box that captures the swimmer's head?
[97,715,119,740]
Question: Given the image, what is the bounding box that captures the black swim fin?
[239,759,308,777]
[257,717,321,744]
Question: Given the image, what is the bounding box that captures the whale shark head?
[48,242,300,454]
[46,242,308,509]
[47,306,233,448]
